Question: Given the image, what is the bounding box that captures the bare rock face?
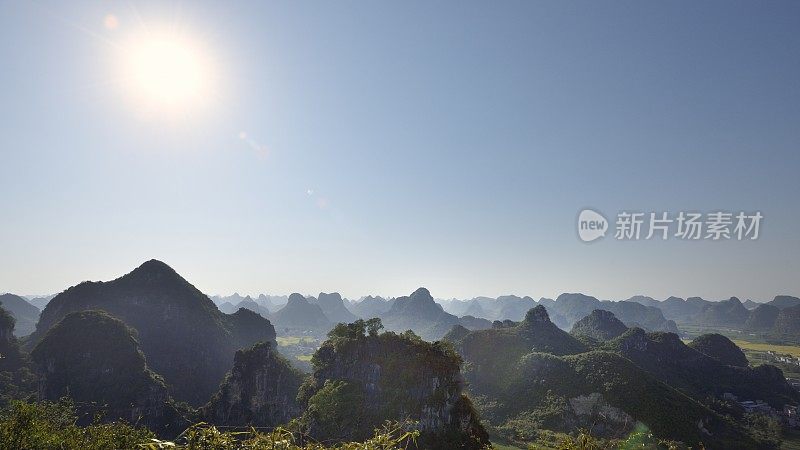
[0,307,14,346]
[567,392,635,437]
[201,341,304,427]
[300,321,489,449]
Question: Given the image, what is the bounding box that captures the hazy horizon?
[7,257,796,305]
[2,1,799,301]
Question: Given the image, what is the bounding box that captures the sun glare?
[119,32,214,117]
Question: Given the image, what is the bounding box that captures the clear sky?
[1,1,798,302]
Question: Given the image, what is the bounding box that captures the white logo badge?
[578,209,608,242]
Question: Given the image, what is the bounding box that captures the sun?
[119,31,215,116]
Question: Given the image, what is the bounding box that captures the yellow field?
[733,340,800,358]
[491,444,524,450]
[276,336,317,346]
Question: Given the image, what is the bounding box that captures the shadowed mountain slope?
[272,293,331,330]
[201,341,304,427]
[380,288,460,341]
[31,310,186,434]
[688,333,748,367]
[0,294,39,337]
[300,320,490,449]
[570,309,628,341]
[313,292,357,324]
[605,329,799,408]
[27,260,276,406]
[447,308,760,448]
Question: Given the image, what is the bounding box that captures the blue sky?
[1,1,798,301]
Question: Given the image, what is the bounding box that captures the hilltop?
[449,306,586,392]
[570,309,628,341]
[30,310,186,434]
[688,333,749,367]
[272,293,331,331]
[605,329,799,407]
[299,319,489,449]
[201,341,304,427]
[312,292,357,324]
[27,260,277,406]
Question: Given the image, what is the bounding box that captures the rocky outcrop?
[0,306,25,373]
[301,321,489,449]
[566,392,634,437]
[202,341,304,427]
[31,310,185,434]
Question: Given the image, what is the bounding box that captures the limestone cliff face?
[30,310,186,435]
[302,324,489,449]
[0,307,14,347]
[0,306,25,372]
[202,341,304,427]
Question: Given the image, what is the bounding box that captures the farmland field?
[733,340,800,358]
[276,336,318,346]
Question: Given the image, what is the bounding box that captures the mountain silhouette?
[0,293,39,337]
[28,259,276,406]
[272,293,330,330]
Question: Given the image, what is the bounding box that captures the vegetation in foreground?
[0,399,423,450]
[0,399,700,450]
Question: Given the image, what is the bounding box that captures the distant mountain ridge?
[272,293,330,330]
[311,292,357,324]
[349,295,394,319]
[381,288,460,341]
[0,293,39,337]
